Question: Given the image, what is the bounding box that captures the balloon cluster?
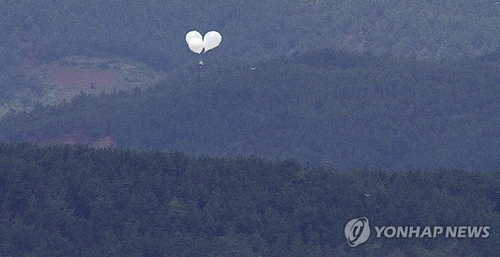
[185,30,222,54]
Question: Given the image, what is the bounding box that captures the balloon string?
[198,52,204,67]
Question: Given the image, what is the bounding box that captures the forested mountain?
[0,143,499,256]
[1,0,500,106]
[1,2,500,255]
[2,0,500,65]
[1,49,500,171]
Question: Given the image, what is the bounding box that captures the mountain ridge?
[1,49,499,171]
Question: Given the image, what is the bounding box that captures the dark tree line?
[0,143,499,256]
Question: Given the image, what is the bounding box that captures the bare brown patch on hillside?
[22,55,165,148]
[32,130,117,149]
[40,55,165,104]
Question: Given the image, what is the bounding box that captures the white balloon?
[185,30,222,55]
[203,31,222,52]
[188,37,204,54]
[185,30,202,44]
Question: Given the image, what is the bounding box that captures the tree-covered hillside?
[1,2,500,255]
[1,49,499,171]
[0,143,499,256]
[1,0,500,105]
[2,0,500,65]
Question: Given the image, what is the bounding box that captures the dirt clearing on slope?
[40,55,165,104]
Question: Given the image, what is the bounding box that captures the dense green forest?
[1,1,500,255]
[1,0,500,104]
[0,143,499,256]
[1,49,499,171]
[2,0,500,64]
